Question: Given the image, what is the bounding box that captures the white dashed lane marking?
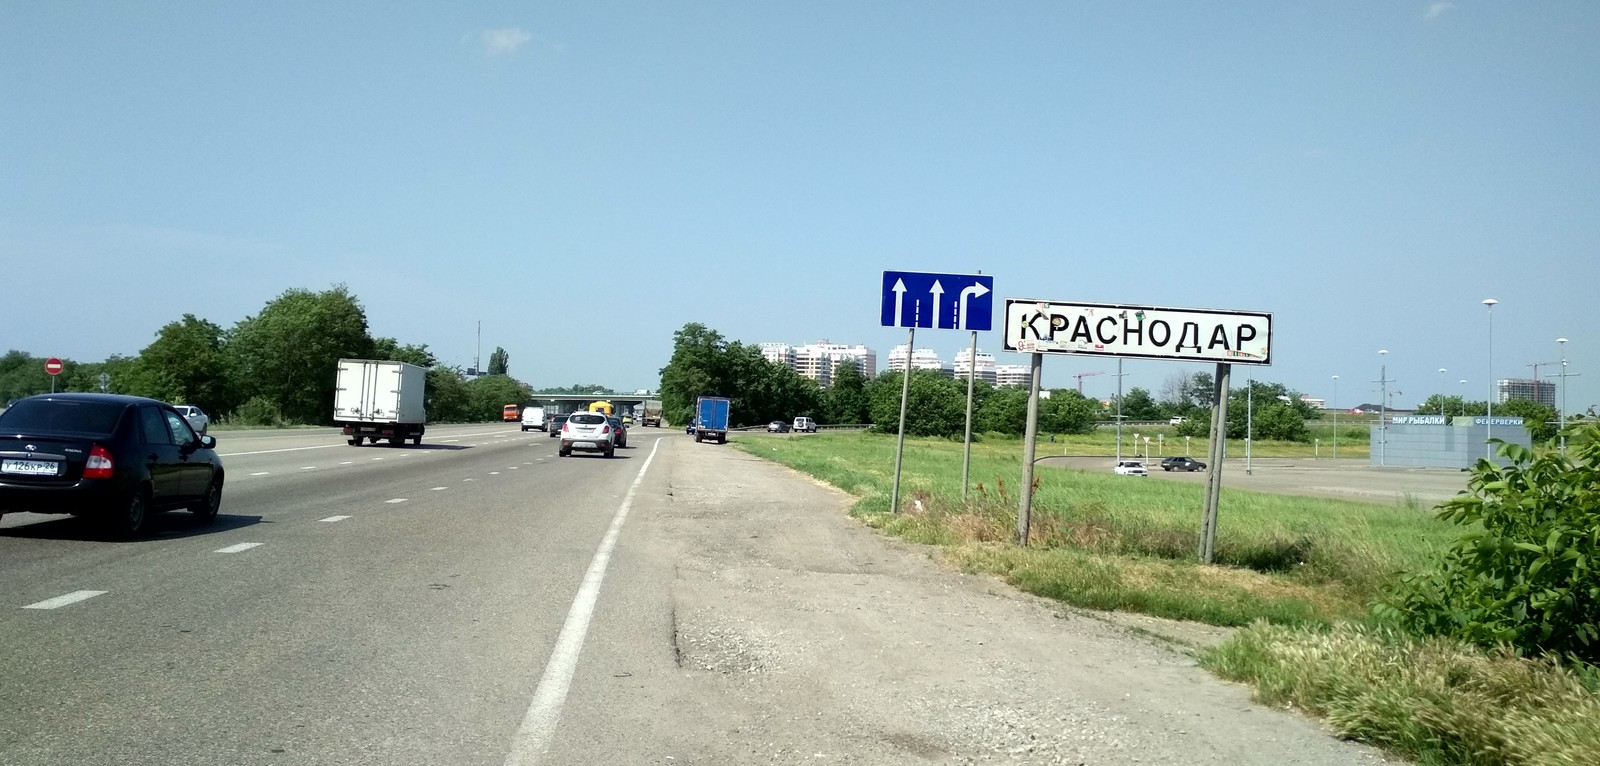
[22,590,107,610]
[430,487,447,491]
[339,461,354,465]
[215,543,263,554]
[301,466,316,470]
[385,498,408,504]
[250,472,270,476]
[320,515,352,523]
[489,471,500,475]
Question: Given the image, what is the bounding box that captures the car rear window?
[569,413,606,425]
[0,399,127,437]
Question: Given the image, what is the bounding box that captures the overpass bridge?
[525,393,657,414]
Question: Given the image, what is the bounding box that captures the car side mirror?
[200,435,217,449]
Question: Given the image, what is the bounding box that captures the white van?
[792,417,817,433]
[521,405,547,432]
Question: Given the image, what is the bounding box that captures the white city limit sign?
[1002,299,1273,366]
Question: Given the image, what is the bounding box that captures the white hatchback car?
[1113,460,1148,476]
[559,412,616,458]
[174,404,209,435]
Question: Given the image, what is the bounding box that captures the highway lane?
[1,422,670,766]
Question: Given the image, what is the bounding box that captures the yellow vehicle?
[588,400,614,416]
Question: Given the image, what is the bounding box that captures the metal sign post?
[962,330,977,500]
[1016,352,1043,545]
[881,270,995,513]
[1199,363,1232,564]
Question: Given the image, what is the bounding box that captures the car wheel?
[191,475,222,523]
[412,435,422,446]
[348,437,361,446]
[559,448,570,457]
[605,446,615,458]
[106,489,151,539]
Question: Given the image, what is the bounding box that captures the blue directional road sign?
[880,271,994,331]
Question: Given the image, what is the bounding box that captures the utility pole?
[1112,359,1127,462]
[475,320,482,376]
[1548,338,1581,454]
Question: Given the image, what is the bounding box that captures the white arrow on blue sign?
[880,271,994,331]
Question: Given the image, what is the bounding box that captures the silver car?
[558,412,615,458]
[174,404,209,435]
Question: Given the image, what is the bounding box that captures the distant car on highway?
[1113,460,1149,476]
[174,404,209,435]
[559,412,615,458]
[607,415,629,448]
[0,394,224,536]
[1160,456,1206,472]
[1169,416,1188,426]
[546,413,569,437]
[767,420,790,433]
[792,417,818,433]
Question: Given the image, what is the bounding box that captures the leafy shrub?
[228,396,293,427]
[1379,424,1600,665]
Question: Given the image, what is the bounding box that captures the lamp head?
[1483,298,1498,307]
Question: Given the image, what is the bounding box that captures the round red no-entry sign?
[44,357,64,376]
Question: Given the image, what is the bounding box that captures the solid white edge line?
[22,590,108,609]
[214,542,263,553]
[502,437,664,766]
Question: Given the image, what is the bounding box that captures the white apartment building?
[887,345,951,376]
[951,348,997,384]
[994,364,1031,388]
[761,340,876,387]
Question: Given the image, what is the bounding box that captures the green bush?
[228,395,293,427]
[1379,424,1600,665]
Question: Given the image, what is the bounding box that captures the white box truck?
[334,359,428,446]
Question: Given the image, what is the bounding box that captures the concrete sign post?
[1003,299,1272,561]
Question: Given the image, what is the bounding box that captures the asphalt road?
[1,423,1392,765]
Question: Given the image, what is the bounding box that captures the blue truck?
[692,396,731,444]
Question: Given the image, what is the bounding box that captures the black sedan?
[767,421,791,433]
[1160,456,1207,472]
[0,394,225,537]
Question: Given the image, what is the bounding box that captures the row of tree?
[1,286,533,425]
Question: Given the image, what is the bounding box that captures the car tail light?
[601,425,611,434]
[85,444,114,479]
[562,422,570,433]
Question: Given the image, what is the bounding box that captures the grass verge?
[738,431,1451,626]
[1204,622,1600,766]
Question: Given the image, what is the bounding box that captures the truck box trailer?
[693,396,730,444]
[334,359,428,446]
[641,400,663,427]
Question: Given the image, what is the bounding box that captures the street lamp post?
[1550,337,1582,454]
[1438,368,1448,416]
[1331,374,1339,461]
[1377,349,1389,466]
[1484,298,1498,461]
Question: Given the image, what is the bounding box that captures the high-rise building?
[994,364,1030,388]
[1496,378,1556,407]
[759,340,876,387]
[887,345,951,376]
[952,348,997,384]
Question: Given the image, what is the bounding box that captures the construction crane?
[1072,370,1105,393]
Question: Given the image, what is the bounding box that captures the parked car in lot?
[547,413,569,437]
[767,420,790,433]
[1113,460,1149,476]
[173,404,209,435]
[559,412,615,457]
[607,415,629,448]
[1160,456,1207,472]
[0,394,225,536]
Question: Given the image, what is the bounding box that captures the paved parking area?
[1036,455,1471,506]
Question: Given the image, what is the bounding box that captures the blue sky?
[3,2,1597,413]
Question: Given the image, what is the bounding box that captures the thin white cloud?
[1425,2,1456,21]
[481,27,532,56]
